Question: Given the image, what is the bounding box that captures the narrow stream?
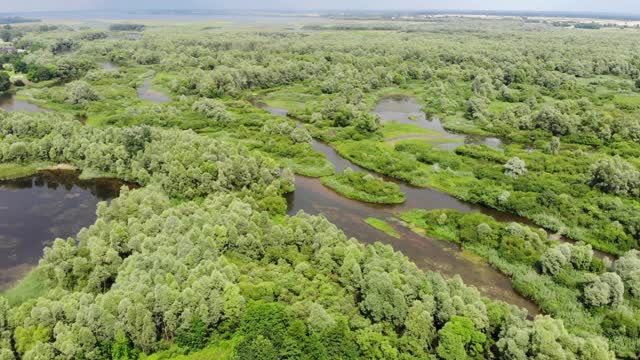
[257,101,540,315]
[137,79,171,103]
[0,170,130,290]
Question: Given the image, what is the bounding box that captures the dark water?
[137,79,171,103]
[0,170,128,290]
[373,95,503,150]
[257,102,539,314]
[0,93,48,112]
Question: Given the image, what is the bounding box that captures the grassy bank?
[321,170,405,204]
[365,217,401,238]
[0,162,53,180]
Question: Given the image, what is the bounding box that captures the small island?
[321,168,405,204]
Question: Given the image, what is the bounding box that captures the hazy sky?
[2,0,640,14]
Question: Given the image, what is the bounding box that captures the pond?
[372,94,504,150]
[137,79,171,103]
[256,101,539,315]
[0,170,129,290]
[0,93,48,112]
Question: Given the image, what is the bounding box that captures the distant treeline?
[0,16,40,24]
[109,23,145,31]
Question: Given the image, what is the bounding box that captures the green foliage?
[0,71,10,92]
[336,140,430,186]
[5,17,640,360]
[176,318,210,352]
[590,156,640,197]
[436,316,486,360]
[63,80,100,104]
[504,156,527,179]
[0,112,288,199]
[14,325,51,355]
[192,98,232,125]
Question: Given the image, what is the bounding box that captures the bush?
[64,81,100,104]
[0,71,10,92]
[590,156,640,197]
[321,170,405,204]
[192,98,232,125]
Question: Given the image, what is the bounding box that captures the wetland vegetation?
[1,11,640,359]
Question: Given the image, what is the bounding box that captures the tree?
[175,317,209,351]
[590,156,640,197]
[583,273,624,307]
[436,316,486,360]
[0,72,10,92]
[584,277,613,307]
[0,349,14,360]
[361,270,408,326]
[290,127,312,143]
[540,247,568,276]
[615,250,640,298]
[570,242,593,270]
[504,157,527,179]
[533,106,577,136]
[14,325,51,356]
[547,137,560,155]
[235,335,277,360]
[466,97,488,122]
[64,81,100,104]
[192,98,232,125]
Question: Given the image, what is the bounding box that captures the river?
[257,100,540,315]
[0,170,128,290]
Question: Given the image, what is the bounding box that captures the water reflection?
[0,93,48,112]
[372,95,504,150]
[137,79,171,103]
[0,170,130,290]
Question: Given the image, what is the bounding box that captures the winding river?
[258,99,540,315]
[0,170,128,290]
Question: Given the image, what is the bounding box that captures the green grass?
[260,84,322,111]
[0,162,50,180]
[380,122,440,140]
[399,210,459,243]
[365,217,400,239]
[1,269,49,306]
[277,156,335,177]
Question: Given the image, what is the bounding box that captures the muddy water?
[257,102,539,314]
[0,93,48,112]
[373,94,503,150]
[137,79,171,103]
[0,170,128,290]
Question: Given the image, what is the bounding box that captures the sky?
[2,0,640,15]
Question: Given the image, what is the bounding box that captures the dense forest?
[1,15,640,359]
